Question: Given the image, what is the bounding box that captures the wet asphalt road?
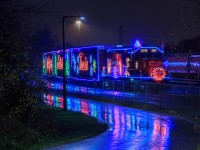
[44,95,200,150]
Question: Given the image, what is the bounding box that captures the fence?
[47,77,200,115]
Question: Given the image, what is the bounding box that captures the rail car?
[42,44,169,82]
[163,53,200,79]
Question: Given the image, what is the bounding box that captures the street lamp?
[76,20,81,46]
[62,16,85,110]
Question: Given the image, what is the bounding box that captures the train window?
[151,49,157,52]
[141,49,148,53]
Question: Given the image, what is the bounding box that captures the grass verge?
[0,105,108,150]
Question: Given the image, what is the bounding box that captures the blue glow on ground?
[44,94,200,150]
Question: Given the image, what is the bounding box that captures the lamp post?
[76,20,81,46]
[62,16,85,110]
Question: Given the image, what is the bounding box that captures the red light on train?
[150,67,166,81]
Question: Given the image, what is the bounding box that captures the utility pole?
[118,25,126,45]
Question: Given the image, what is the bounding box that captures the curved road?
[44,95,200,150]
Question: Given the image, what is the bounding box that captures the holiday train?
[42,41,168,82]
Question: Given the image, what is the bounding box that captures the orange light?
[79,53,88,70]
[107,59,111,74]
[46,56,52,74]
[150,67,166,81]
[57,55,63,70]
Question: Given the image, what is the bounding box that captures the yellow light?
[76,20,81,24]
[151,49,157,52]
[141,49,148,52]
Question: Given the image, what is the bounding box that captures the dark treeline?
[0,0,56,149]
[165,36,200,54]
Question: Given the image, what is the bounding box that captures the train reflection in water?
[44,94,173,149]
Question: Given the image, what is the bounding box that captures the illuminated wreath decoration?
[150,67,166,81]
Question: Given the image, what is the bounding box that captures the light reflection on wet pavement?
[46,81,163,105]
[44,94,200,150]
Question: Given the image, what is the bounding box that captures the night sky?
[33,0,200,48]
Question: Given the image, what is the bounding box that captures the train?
[164,53,200,79]
[42,41,169,82]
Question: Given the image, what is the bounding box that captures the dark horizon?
[32,0,200,48]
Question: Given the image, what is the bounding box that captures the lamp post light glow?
[62,16,85,110]
[76,20,82,46]
[76,20,81,24]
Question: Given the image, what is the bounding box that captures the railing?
[47,77,200,116]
